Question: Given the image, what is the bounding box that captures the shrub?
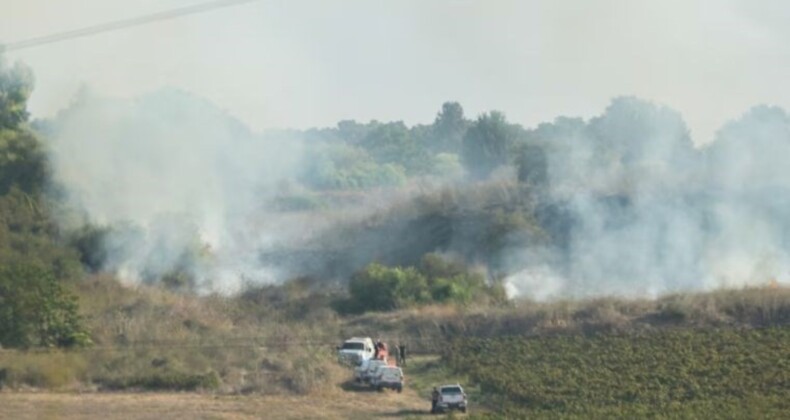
[0,263,91,348]
[338,254,506,314]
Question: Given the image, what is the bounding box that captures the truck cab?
[337,337,375,366]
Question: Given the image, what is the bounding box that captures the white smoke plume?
[49,89,304,292]
[504,99,790,300]
[46,90,790,300]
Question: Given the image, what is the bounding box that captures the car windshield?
[341,342,364,350]
[441,386,463,394]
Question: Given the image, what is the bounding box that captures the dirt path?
[0,387,432,420]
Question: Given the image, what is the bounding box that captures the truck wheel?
[397,386,402,393]
[461,407,467,413]
[377,385,383,392]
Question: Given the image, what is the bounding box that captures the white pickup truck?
[354,358,388,384]
[370,366,404,392]
[337,337,375,366]
[432,384,468,414]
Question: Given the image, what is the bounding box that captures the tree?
[461,111,516,180]
[705,105,790,190]
[431,102,468,153]
[587,96,695,171]
[361,122,431,175]
[0,128,49,195]
[337,119,377,145]
[0,263,90,348]
[0,57,34,130]
[338,256,507,314]
[345,263,430,313]
[515,143,548,186]
[0,58,45,196]
[0,188,83,281]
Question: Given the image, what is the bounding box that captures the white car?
[337,337,375,366]
[354,359,388,383]
[433,384,468,414]
[370,366,403,392]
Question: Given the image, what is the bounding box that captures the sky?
[2,0,790,144]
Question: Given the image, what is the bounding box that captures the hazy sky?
[2,0,789,143]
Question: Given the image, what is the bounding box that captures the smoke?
[504,98,790,300]
[46,89,790,299]
[49,89,304,292]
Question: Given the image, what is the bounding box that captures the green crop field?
[445,327,790,418]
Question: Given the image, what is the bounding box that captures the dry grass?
[7,274,789,396]
[0,352,88,390]
[341,285,790,343]
[0,275,349,394]
[0,390,432,420]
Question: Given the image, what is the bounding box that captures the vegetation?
[4,50,790,420]
[0,58,88,351]
[335,254,506,314]
[446,328,790,418]
[0,264,90,348]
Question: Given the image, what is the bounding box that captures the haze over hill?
[43,88,790,299]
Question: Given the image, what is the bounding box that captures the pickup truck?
[354,359,388,384]
[337,337,375,366]
[432,384,468,414]
[370,366,403,392]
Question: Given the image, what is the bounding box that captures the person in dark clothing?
[431,387,440,413]
[398,344,407,366]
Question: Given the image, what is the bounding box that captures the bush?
[337,254,506,314]
[342,263,430,313]
[0,263,90,348]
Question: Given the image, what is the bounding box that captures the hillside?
[2,289,789,418]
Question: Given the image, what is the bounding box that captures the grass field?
[446,327,790,418]
[4,327,790,419]
[2,286,790,418]
[0,389,432,420]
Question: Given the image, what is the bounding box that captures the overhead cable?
[2,0,261,52]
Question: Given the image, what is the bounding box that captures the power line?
[2,0,261,52]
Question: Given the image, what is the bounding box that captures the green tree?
[462,111,516,180]
[0,263,90,348]
[588,96,695,170]
[0,58,46,196]
[0,128,49,195]
[344,263,430,313]
[0,189,83,281]
[340,256,507,314]
[431,102,468,153]
[361,122,431,175]
[336,119,377,145]
[515,143,548,186]
[0,57,34,130]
